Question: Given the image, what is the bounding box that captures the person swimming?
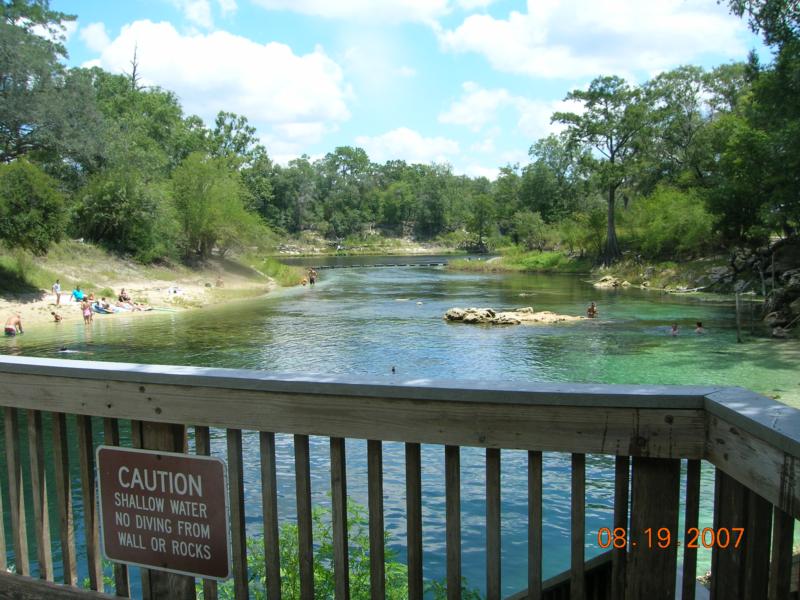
[587,301,598,318]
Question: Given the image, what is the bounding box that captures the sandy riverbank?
[1,266,276,330]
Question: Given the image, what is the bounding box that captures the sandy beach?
[1,267,276,330]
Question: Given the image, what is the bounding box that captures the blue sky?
[53,0,767,178]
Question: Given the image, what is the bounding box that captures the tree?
[727,0,799,46]
[0,1,102,165]
[172,153,260,260]
[512,210,547,251]
[467,193,496,249]
[0,159,66,253]
[553,76,649,264]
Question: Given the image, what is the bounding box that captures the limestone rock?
[444,307,584,326]
[593,275,621,289]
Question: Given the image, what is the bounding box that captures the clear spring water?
[2,261,799,596]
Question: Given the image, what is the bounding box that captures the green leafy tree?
[172,152,261,260]
[0,158,66,253]
[467,193,496,249]
[512,210,547,250]
[0,1,103,166]
[553,76,649,264]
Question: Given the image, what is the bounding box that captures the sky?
[52,0,768,179]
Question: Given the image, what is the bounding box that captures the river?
[2,259,799,596]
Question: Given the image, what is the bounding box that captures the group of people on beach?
[49,280,149,326]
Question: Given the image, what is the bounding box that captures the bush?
[622,186,715,259]
[0,159,67,254]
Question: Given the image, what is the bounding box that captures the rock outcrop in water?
[444,306,585,325]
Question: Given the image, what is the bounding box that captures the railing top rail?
[0,355,716,408]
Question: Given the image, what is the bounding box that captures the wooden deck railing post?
[486,448,501,600]
[626,457,680,600]
[710,469,771,600]
[260,431,281,600]
[405,442,423,600]
[368,439,386,600]
[52,412,78,586]
[445,445,462,600]
[330,437,350,600]
[135,421,196,600]
[103,418,130,597]
[571,453,586,600]
[197,426,220,600]
[611,456,630,600]
[528,451,543,600]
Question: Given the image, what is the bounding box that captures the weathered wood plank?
[368,439,386,600]
[744,489,772,598]
[0,371,706,459]
[51,413,77,586]
[329,437,349,600]
[445,445,461,600]
[486,448,501,600]
[5,407,29,576]
[76,415,103,592]
[681,459,700,600]
[196,426,219,600]
[27,409,53,581]
[571,453,585,600]
[768,506,793,600]
[611,456,629,600]
[102,418,129,598]
[295,434,314,600]
[137,422,195,600]
[626,457,680,600]
[707,413,800,520]
[0,570,118,599]
[260,431,281,600]
[227,428,248,600]
[405,442,423,600]
[0,436,5,572]
[528,451,543,600]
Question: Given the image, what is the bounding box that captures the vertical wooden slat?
[138,421,195,600]
[768,506,793,600]
[368,440,386,600]
[528,450,543,600]
[330,437,349,600]
[76,415,102,591]
[5,407,29,575]
[571,453,585,600]
[196,426,219,600]
[445,445,461,600]
[405,442,423,600]
[0,440,5,572]
[611,456,629,600]
[710,469,771,600]
[103,418,130,598]
[626,457,680,600]
[130,420,152,600]
[681,459,700,600]
[486,448,501,600]
[227,428,249,600]
[260,432,281,600]
[27,409,53,580]
[744,488,772,598]
[295,434,314,600]
[52,413,77,586]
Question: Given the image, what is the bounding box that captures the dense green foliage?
[0,159,66,252]
[0,0,798,273]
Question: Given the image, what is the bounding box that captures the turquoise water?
[2,263,799,596]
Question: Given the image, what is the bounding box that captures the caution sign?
[97,445,230,579]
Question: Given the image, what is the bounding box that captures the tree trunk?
[603,185,622,265]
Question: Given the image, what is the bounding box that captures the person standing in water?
[695,321,705,334]
[308,268,317,287]
[587,301,598,318]
[670,323,679,336]
[4,314,23,336]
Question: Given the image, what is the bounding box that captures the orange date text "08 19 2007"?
[596,527,745,550]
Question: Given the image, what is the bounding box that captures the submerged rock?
[444,306,584,326]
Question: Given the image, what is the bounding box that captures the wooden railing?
[0,355,798,599]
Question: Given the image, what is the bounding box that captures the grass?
[449,250,592,274]
[0,248,95,296]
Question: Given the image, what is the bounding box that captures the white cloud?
[439,0,750,79]
[397,66,416,77]
[355,127,459,164]
[171,0,214,29]
[439,82,581,138]
[86,20,351,150]
[31,20,78,45]
[457,0,495,10]
[80,22,111,52]
[217,0,237,15]
[470,137,495,153]
[251,0,450,25]
[462,164,499,179]
[439,81,511,131]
